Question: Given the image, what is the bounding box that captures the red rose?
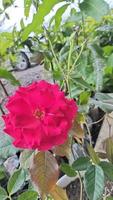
[3,81,78,151]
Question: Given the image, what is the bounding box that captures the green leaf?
[99,161,113,181]
[106,197,113,200]
[20,150,34,169]
[84,165,104,200]
[17,190,38,200]
[0,166,6,180]
[61,163,77,177]
[88,44,105,92]
[24,0,32,18]
[0,68,20,86]
[107,53,113,67]
[95,93,113,101]
[79,91,91,105]
[7,169,25,195]
[79,0,109,21]
[0,187,8,200]
[90,99,113,113]
[21,0,63,41]
[73,77,93,90]
[72,157,91,171]
[54,4,69,31]
[3,0,13,8]
[0,134,18,159]
[87,145,100,165]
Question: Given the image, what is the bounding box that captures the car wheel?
[16,51,30,71]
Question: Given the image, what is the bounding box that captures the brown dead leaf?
[29,151,59,199]
[106,137,113,163]
[95,112,113,156]
[71,120,84,140]
[50,185,68,200]
[54,137,71,158]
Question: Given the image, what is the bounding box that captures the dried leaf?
[72,120,84,139]
[95,112,113,155]
[50,185,68,200]
[54,137,71,158]
[29,151,59,198]
[106,138,113,163]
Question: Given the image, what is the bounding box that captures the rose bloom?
[3,81,78,151]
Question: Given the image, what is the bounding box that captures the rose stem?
[0,80,9,96]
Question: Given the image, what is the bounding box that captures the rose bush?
[3,80,78,150]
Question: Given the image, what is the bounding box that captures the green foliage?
[79,0,109,21]
[20,150,34,169]
[99,161,113,181]
[72,157,91,171]
[1,1,113,199]
[7,169,26,195]
[0,166,6,180]
[0,134,18,159]
[24,0,32,18]
[53,4,69,31]
[84,165,104,200]
[2,0,14,9]
[0,68,20,85]
[61,163,77,177]
[87,145,100,165]
[17,190,38,200]
[0,187,8,200]
[21,0,64,41]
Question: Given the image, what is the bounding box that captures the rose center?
[34,109,45,120]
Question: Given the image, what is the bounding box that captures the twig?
[88,115,105,125]
[0,80,9,96]
[0,104,5,114]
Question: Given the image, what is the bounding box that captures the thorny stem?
[69,40,86,75]
[82,13,86,40]
[71,138,83,200]
[85,122,92,145]
[66,34,75,98]
[78,171,83,200]
[0,80,9,96]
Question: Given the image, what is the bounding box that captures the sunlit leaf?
[21,0,64,41]
[0,68,20,86]
[17,190,38,200]
[54,4,69,31]
[79,0,109,21]
[24,0,32,18]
